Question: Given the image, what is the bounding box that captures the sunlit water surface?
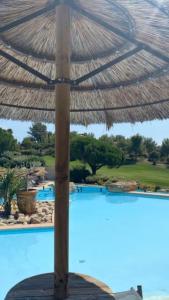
[0,187,169,300]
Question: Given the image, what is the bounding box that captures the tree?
[0,128,18,155]
[70,135,123,175]
[28,123,48,143]
[83,140,123,175]
[148,151,160,165]
[70,162,90,183]
[129,134,143,160]
[143,138,157,157]
[70,134,93,161]
[161,139,169,158]
[21,137,34,149]
[166,156,169,168]
[112,135,130,157]
[99,134,112,144]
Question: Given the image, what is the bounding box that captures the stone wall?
[106,181,137,193]
[45,166,55,180]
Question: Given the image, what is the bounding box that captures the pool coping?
[129,191,169,198]
[0,223,54,231]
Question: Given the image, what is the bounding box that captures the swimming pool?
[36,185,104,201]
[1,189,169,300]
[36,187,55,201]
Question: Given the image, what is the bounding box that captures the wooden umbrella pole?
[54,3,71,300]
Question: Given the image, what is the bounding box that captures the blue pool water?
[1,188,169,299]
[36,187,55,201]
[36,185,104,201]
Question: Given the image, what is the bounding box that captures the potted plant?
[0,170,23,217]
[17,174,37,215]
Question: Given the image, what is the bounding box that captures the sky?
[0,118,169,145]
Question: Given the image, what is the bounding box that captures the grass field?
[43,156,55,167]
[43,156,82,169]
[98,162,169,188]
[43,156,169,188]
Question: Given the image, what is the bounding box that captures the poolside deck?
[5,273,142,300]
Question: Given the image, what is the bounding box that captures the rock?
[47,207,54,213]
[48,202,54,206]
[17,216,27,224]
[37,208,43,214]
[52,212,54,223]
[69,182,76,193]
[30,216,41,224]
[0,200,56,226]
[17,213,25,218]
[42,208,50,214]
[106,181,137,193]
[1,219,8,224]
[8,219,17,224]
[43,216,52,223]
[37,213,45,218]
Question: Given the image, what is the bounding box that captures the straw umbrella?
[1,0,169,299]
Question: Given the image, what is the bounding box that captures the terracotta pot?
[17,189,37,215]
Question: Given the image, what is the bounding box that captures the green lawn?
[43,156,169,188]
[43,156,80,168]
[43,156,55,167]
[98,162,169,188]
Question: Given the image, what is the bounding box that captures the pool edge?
[0,222,54,231]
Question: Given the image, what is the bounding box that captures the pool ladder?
[76,187,83,192]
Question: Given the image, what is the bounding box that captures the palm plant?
[0,170,23,216]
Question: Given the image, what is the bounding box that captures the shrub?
[85,175,109,185]
[25,156,46,168]
[0,157,11,168]
[154,185,161,192]
[0,170,24,216]
[10,156,46,168]
[138,183,155,192]
[70,162,90,183]
[42,147,55,156]
[105,178,118,186]
[85,175,99,184]
[21,149,38,156]
[96,175,109,185]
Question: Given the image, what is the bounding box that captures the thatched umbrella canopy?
[1,0,169,299]
[0,0,169,126]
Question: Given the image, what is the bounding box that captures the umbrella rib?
[73,66,169,90]
[0,64,169,91]
[67,0,169,64]
[71,98,169,111]
[0,98,169,112]
[0,1,60,33]
[74,47,141,85]
[0,49,53,84]
[0,78,53,90]
[145,0,169,17]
